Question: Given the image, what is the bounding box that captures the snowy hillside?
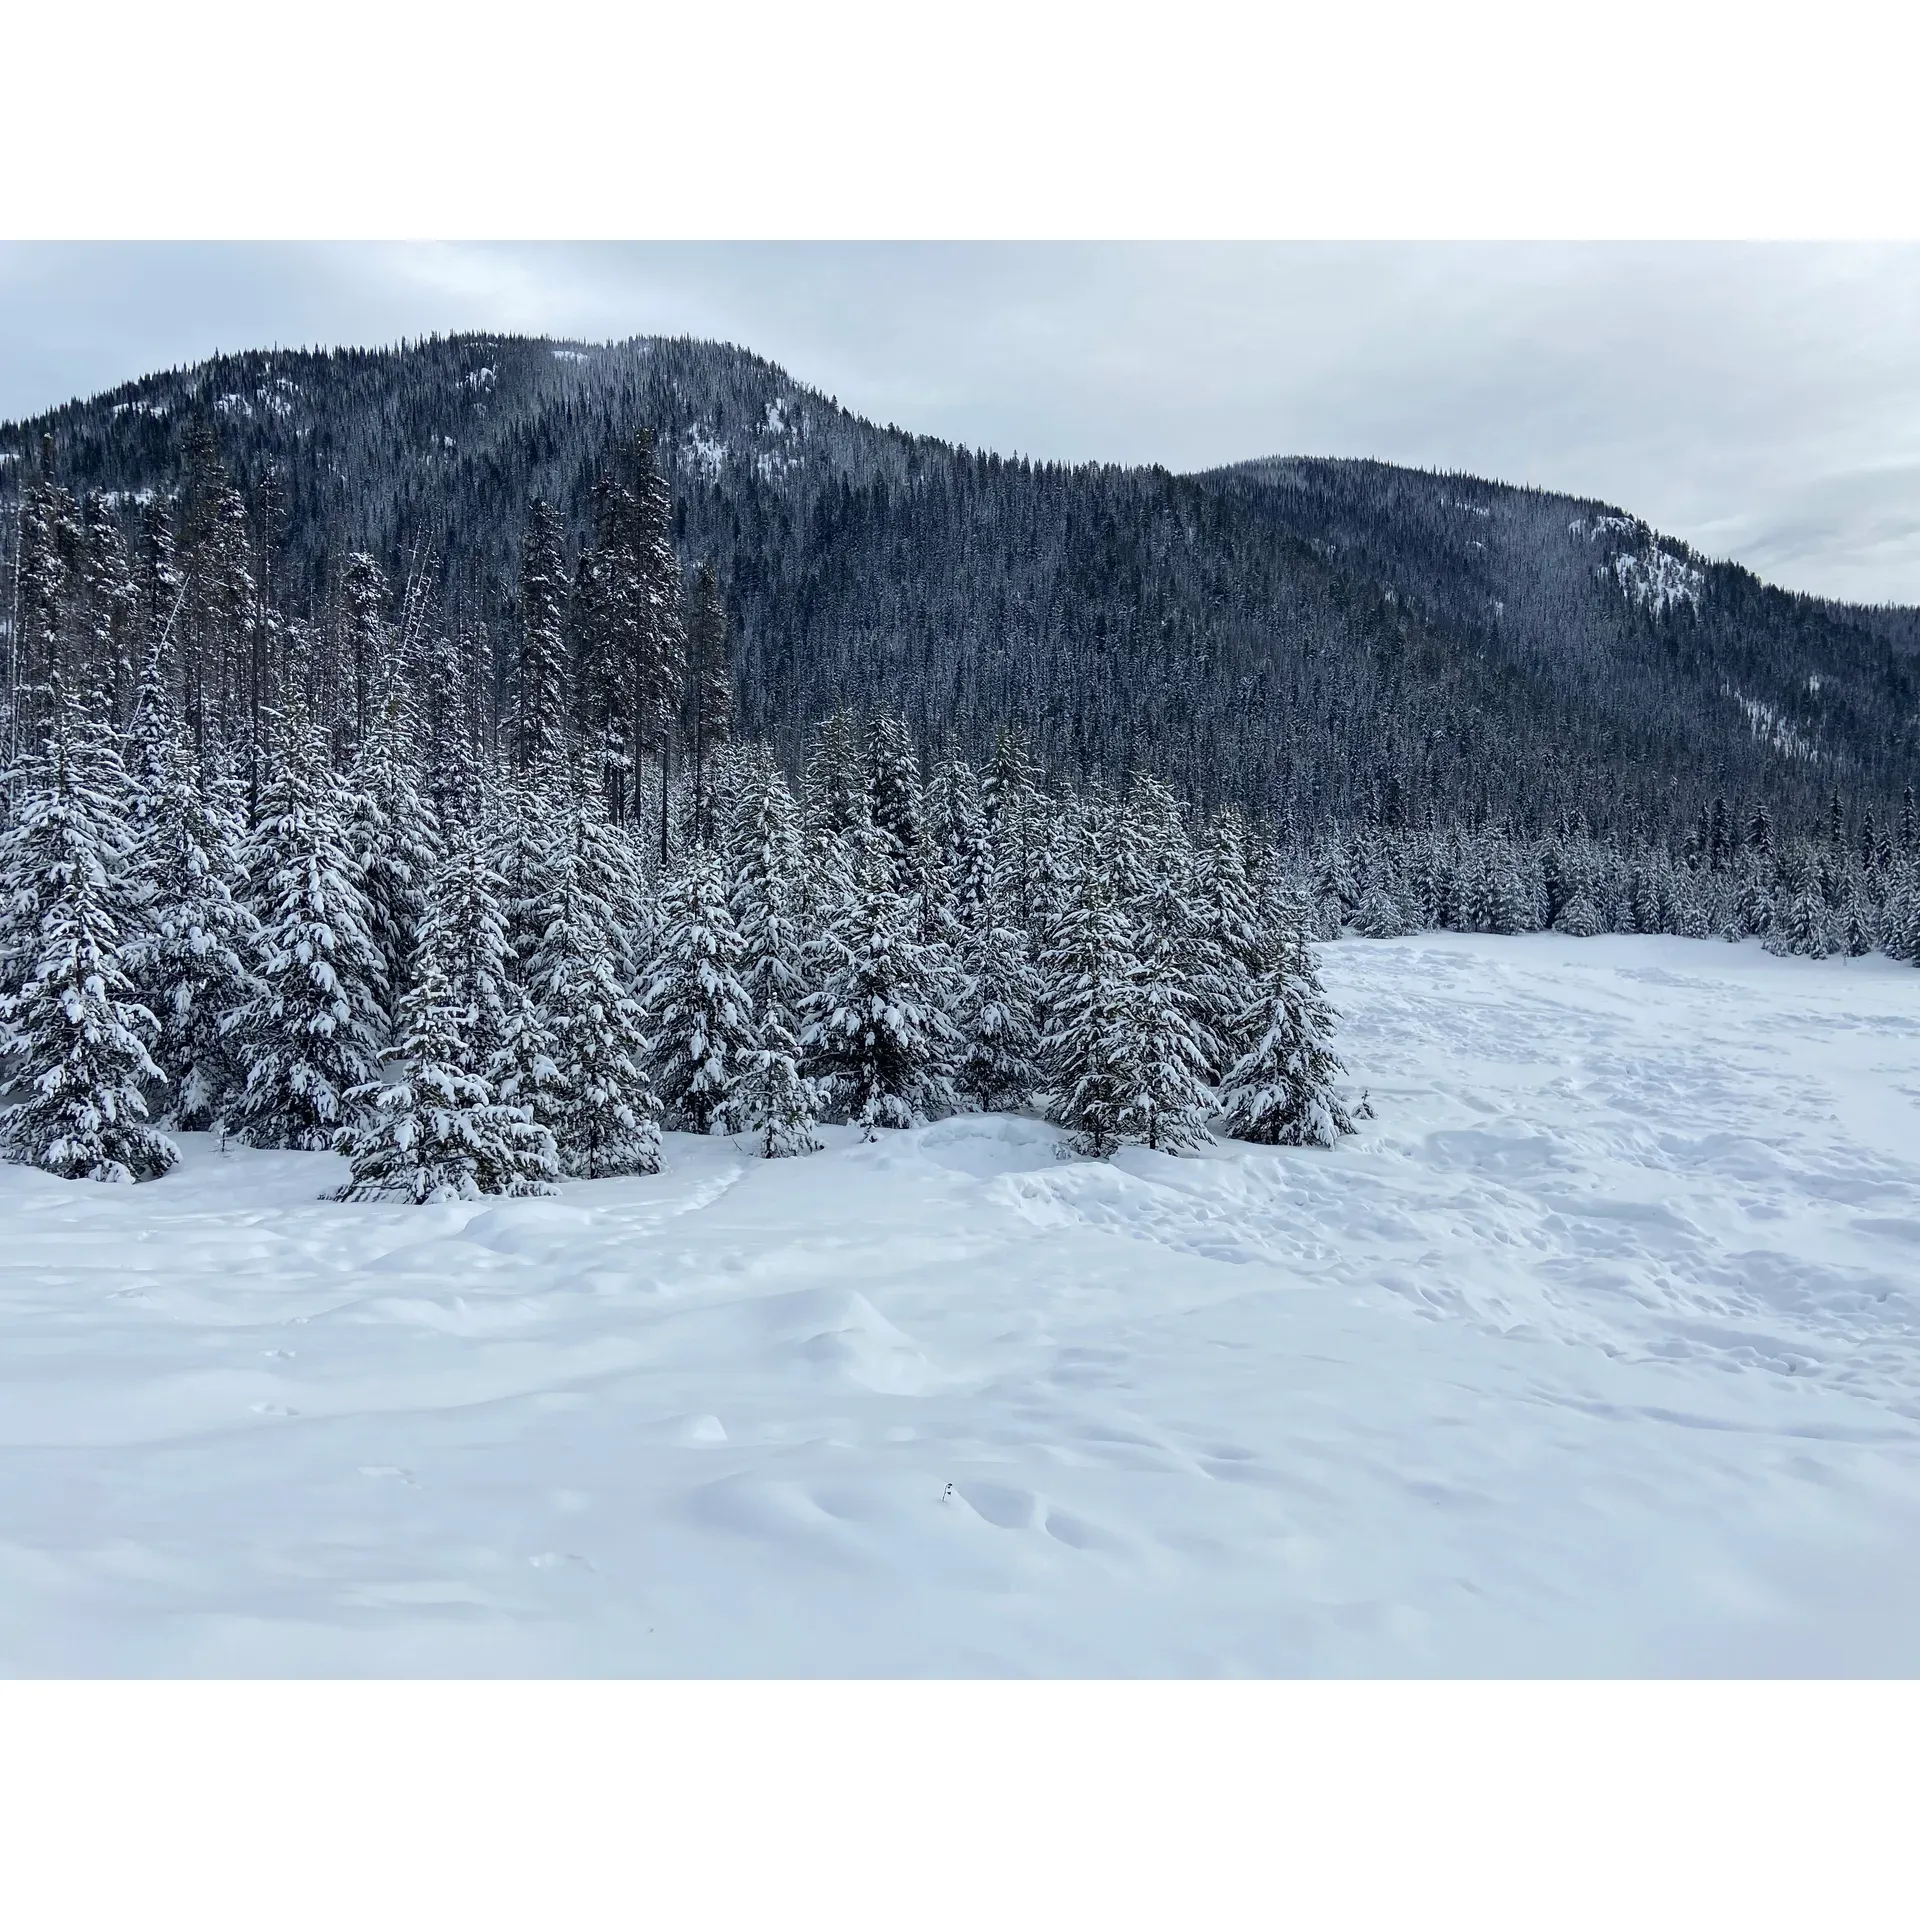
[3,932,1917,1677]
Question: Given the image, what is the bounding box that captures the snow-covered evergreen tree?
[1041,844,1139,1158]
[730,998,822,1158]
[489,987,565,1153]
[1765,880,1836,960]
[528,812,662,1178]
[863,711,923,882]
[724,750,810,1022]
[1216,898,1362,1148]
[225,708,386,1149]
[511,498,573,781]
[422,814,517,1077]
[801,844,956,1136]
[644,847,756,1134]
[331,942,558,1204]
[1554,889,1605,938]
[1120,924,1215,1154]
[955,911,1039,1113]
[122,726,259,1128]
[0,677,176,1183]
[346,687,439,1029]
[1351,881,1407,938]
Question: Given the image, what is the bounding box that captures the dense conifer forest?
[2,333,1916,1190]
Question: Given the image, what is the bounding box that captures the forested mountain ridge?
[1218,454,1920,808]
[3,330,1915,834]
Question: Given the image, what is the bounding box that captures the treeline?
[1301,794,1920,960]
[0,664,1362,1191]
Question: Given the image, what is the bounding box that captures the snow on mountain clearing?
[3,933,1917,1676]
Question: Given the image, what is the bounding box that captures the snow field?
[2,932,1917,1675]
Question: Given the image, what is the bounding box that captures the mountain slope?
[3,333,1914,830]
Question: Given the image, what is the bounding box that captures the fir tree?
[122,727,259,1127]
[0,677,176,1183]
[1216,902,1361,1149]
[724,750,810,1022]
[332,941,559,1203]
[422,814,516,1077]
[1120,921,1215,1154]
[529,812,662,1178]
[801,844,956,1136]
[1351,882,1407,938]
[685,560,733,845]
[512,499,573,780]
[863,711,923,880]
[1191,807,1267,1070]
[225,709,386,1149]
[730,998,822,1158]
[1041,847,1138,1158]
[955,912,1040,1113]
[346,687,439,1029]
[1764,880,1836,961]
[334,550,388,759]
[643,847,756,1134]
[926,746,993,932]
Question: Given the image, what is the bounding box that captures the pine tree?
[643,847,757,1134]
[1120,921,1215,1154]
[1764,880,1836,961]
[334,551,388,759]
[492,776,562,991]
[122,726,259,1128]
[1192,807,1267,1068]
[511,499,573,780]
[926,746,993,932]
[489,987,566,1151]
[0,677,176,1183]
[725,751,810,1022]
[799,710,865,839]
[1465,839,1532,935]
[11,457,81,750]
[685,560,733,845]
[225,709,386,1149]
[529,812,662,1178]
[1041,847,1138,1158]
[981,725,1041,925]
[74,492,140,728]
[423,814,517,1077]
[1893,880,1920,969]
[801,844,955,1136]
[1554,890,1604,937]
[1351,881,1407,938]
[572,432,684,839]
[863,710,923,881]
[731,998,822,1158]
[332,941,559,1204]
[1839,883,1875,959]
[1216,902,1361,1149]
[346,687,439,1029]
[954,910,1039,1114]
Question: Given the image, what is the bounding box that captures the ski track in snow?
[2,933,1918,1675]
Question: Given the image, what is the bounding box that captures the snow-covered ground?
[4,933,1918,1676]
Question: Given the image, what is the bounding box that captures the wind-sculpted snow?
[2,933,1917,1675]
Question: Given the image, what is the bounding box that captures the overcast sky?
[3,242,1917,606]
